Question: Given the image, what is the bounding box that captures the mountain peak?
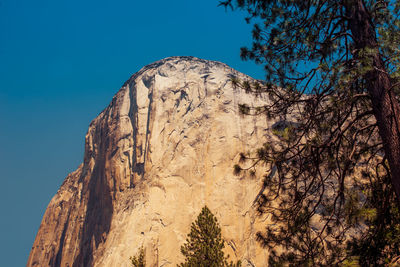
[28,57,272,267]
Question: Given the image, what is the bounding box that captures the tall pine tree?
[179,206,241,267]
[220,0,400,265]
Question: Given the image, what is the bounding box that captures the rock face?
[27,56,276,267]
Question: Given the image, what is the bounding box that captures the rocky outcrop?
[27,56,276,267]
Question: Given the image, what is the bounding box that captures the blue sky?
[0,0,264,266]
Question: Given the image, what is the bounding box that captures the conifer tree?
[130,246,145,267]
[220,0,400,265]
[179,206,241,267]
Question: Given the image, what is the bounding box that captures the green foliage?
[130,246,145,267]
[347,173,400,266]
[341,256,360,267]
[179,206,241,267]
[220,0,400,265]
[271,125,294,142]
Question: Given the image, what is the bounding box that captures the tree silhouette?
[221,0,400,265]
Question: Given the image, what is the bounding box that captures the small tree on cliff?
[130,246,145,267]
[179,206,241,267]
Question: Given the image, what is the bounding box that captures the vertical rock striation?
[27,57,275,267]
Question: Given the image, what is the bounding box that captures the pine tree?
[130,246,145,267]
[179,206,241,267]
[220,0,400,265]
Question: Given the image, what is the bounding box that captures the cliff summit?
[28,57,276,267]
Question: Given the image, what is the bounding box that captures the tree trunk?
[346,0,400,201]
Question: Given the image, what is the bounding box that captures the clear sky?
[0,0,264,266]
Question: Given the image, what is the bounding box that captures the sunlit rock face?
[27,56,275,267]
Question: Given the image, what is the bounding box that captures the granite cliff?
[27,56,277,267]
